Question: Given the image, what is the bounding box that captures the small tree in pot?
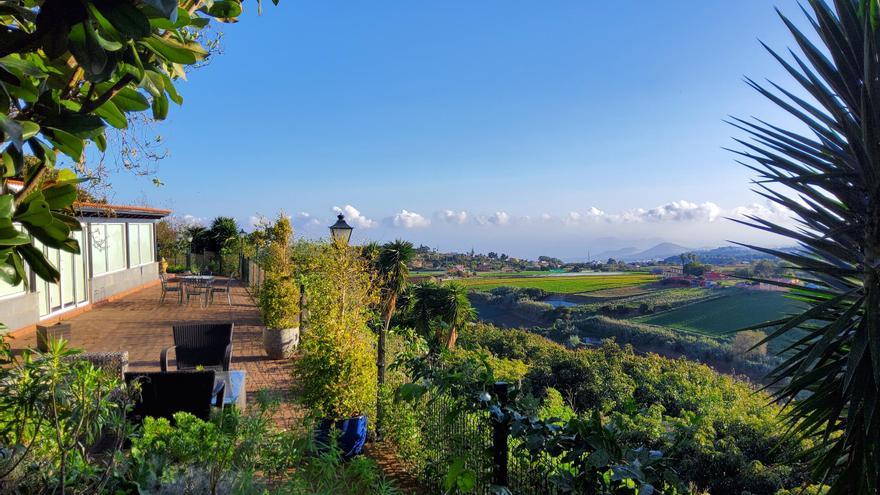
[258,275,299,359]
[294,241,377,458]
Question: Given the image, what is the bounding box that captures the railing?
[417,382,568,495]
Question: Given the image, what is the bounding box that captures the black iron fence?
[417,382,569,495]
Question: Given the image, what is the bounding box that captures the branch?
[79,73,135,115]
[12,162,50,207]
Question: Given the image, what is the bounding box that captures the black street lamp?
[329,213,353,246]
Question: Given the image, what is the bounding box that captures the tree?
[731,1,880,492]
[408,281,475,351]
[0,0,278,330]
[374,239,414,439]
[209,216,238,252]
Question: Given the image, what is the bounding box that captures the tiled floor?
[7,281,305,427]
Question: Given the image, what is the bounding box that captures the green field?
[636,289,806,351]
[458,273,658,294]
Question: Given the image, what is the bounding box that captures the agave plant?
[730,1,880,492]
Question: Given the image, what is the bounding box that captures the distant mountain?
[662,245,798,264]
[594,242,691,262]
[628,242,691,261]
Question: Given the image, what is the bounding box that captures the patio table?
[212,370,246,411]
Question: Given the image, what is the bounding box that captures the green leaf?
[141,35,207,65]
[142,0,180,20]
[161,73,183,105]
[20,121,39,140]
[1,152,14,178]
[69,22,108,77]
[14,195,53,227]
[151,92,169,120]
[111,87,150,112]
[95,100,128,129]
[0,248,24,287]
[0,221,30,247]
[17,244,60,284]
[202,0,243,22]
[42,183,78,210]
[0,195,12,219]
[92,0,151,39]
[0,114,23,151]
[45,128,86,161]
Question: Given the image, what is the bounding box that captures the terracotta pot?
[262,327,299,359]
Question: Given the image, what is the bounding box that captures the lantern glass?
[329,214,353,246]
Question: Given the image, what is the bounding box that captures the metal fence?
[418,383,569,495]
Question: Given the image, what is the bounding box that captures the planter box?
[36,323,72,351]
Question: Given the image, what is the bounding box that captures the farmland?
[457,273,658,294]
[636,289,806,352]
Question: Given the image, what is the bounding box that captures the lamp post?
[185,234,193,272]
[329,213,353,246]
[238,228,246,280]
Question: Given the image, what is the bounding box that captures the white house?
[1,187,170,333]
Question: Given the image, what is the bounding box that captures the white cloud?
[488,211,510,225]
[391,210,430,228]
[730,202,792,223]
[332,205,376,228]
[620,201,722,223]
[437,209,469,224]
[293,211,321,229]
[181,214,205,227]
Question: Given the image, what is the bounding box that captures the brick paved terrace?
[6,281,307,428]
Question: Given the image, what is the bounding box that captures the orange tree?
[0,0,277,329]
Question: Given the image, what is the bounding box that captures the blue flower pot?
[315,414,368,459]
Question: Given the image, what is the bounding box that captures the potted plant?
[294,242,377,458]
[258,276,299,359]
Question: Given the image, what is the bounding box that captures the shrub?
[294,242,378,420]
[259,276,300,329]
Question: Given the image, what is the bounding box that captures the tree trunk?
[446,325,458,350]
[376,295,396,440]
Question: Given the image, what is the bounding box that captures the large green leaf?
[141,35,207,64]
[17,244,59,284]
[95,100,128,129]
[68,22,108,77]
[0,194,12,219]
[14,194,53,228]
[91,0,151,40]
[111,87,150,112]
[41,183,78,210]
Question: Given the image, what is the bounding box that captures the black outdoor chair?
[161,322,234,372]
[210,278,233,306]
[124,370,223,422]
[159,273,182,304]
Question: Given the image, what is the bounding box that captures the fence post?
[491,381,509,488]
[299,283,307,331]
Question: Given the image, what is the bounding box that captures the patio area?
[6,281,306,427]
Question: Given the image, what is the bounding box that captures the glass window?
[106,224,125,272]
[90,224,108,275]
[139,224,153,263]
[128,224,141,266]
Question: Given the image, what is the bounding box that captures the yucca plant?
[730,1,880,492]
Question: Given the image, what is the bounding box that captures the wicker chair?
[161,322,234,372]
[63,351,129,379]
[124,370,223,422]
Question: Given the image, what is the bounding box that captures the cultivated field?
[636,289,806,352]
[458,273,658,294]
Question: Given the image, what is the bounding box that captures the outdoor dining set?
[69,322,246,422]
[159,272,233,307]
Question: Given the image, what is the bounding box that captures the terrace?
[7,281,305,427]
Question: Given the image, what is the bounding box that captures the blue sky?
[103,0,810,259]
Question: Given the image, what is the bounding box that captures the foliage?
[456,323,811,494]
[259,276,299,329]
[0,339,134,494]
[0,0,277,330]
[374,240,415,438]
[294,241,378,420]
[403,281,475,351]
[729,2,880,491]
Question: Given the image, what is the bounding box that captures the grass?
[458,273,658,294]
[636,289,807,353]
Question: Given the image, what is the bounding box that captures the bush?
[259,276,300,329]
[294,242,378,420]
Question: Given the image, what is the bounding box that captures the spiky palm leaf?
[731,1,880,492]
[375,239,415,438]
